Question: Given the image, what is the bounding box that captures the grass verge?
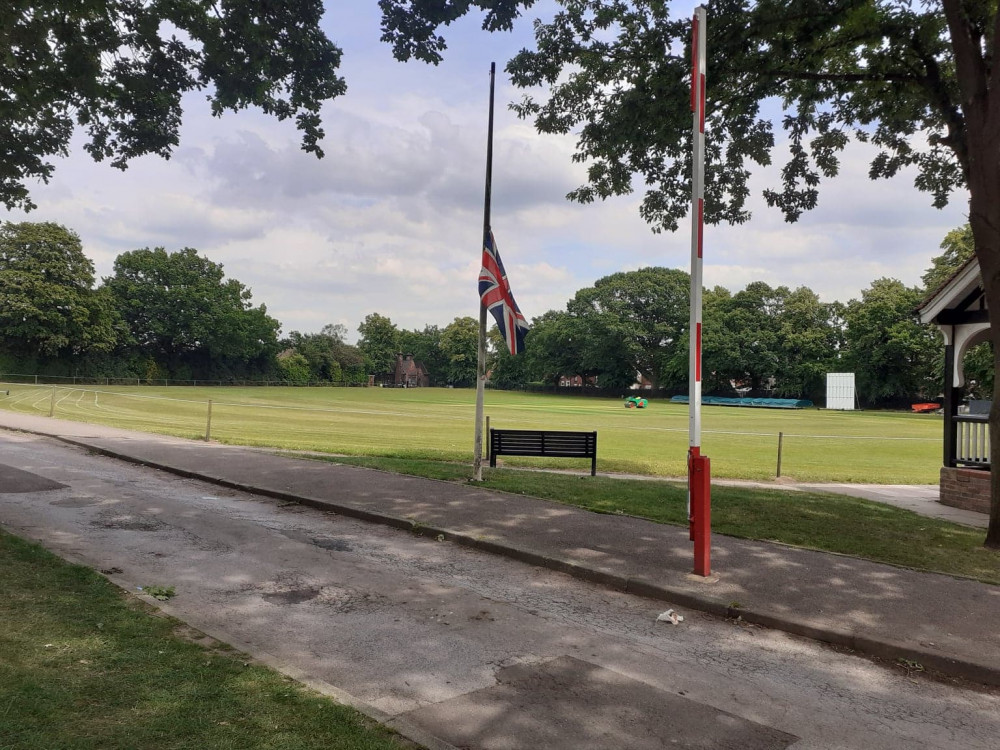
[322,455,1000,585]
[0,529,412,750]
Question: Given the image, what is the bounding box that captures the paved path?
[1,411,998,690]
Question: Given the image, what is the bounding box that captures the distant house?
[370,353,430,388]
[630,374,653,390]
[558,374,598,387]
[394,353,429,387]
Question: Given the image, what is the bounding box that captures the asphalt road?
[2,429,999,750]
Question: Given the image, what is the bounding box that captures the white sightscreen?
[826,373,856,410]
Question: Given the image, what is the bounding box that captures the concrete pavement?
[1,410,998,689]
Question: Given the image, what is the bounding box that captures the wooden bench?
[489,428,597,476]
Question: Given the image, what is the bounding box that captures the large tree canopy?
[568,267,691,388]
[357,312,400,375]
[2,0,346,210]
[439,316,480,386]
[0,221,118,358]
[104,246,280,372]
[844,278,940,403]
[501,0,968,230]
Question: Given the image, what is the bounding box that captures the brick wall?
[939,466,991,514]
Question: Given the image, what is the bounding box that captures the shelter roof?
[917,255,985,325]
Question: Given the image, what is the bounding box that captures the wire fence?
[0,382,942,483]
[0,372,367,388]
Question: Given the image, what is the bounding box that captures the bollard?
[776,431,784,478]
[205,399,213,441]
[49,385,56,417]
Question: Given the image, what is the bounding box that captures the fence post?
[48,386,56,417]
[776,432,784,478]
[205,399,213,441]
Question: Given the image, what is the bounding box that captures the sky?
[4,3,969,343]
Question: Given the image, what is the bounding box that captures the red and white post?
[688,5,711,577]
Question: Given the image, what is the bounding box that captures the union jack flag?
[479,230,529,355]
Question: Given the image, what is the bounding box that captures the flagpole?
[473,62,496,482]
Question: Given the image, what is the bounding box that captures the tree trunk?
[940,0,1000,546]
[970,201,1000,548]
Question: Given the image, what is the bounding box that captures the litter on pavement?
[657,609,684,625]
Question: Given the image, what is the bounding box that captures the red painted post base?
[687,447,703,542]
[689,450,711,577]
[687,448,695,542]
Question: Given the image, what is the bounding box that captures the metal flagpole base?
[689,448,711,577]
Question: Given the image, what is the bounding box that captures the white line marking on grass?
[6,389,41,409]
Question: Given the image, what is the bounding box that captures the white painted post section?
[689,6,706,461]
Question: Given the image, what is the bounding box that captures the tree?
[668,282,841,399]
[843,279,940,404]
[0,221,118,358]
[776,288,844,400]
[496,1,970,231]
[2,0,346,211]
[439,316,479,387]
[923,225,975,291]
[523,310,588,387]
[104,247,280,376]
[320,324,367,384]
[357,313,400,375]
[696,286,740,394]
[717,282,787,392]
[567,267,690,389]
[276,350,312,384]
[487,325,530,389]
[283,324,364,383]
[389,0,1000,545]
[380,1,533,65]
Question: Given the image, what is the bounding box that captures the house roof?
[917,255,984,325]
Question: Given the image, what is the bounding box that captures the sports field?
[0,384,941,483]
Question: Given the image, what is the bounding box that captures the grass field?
[0,383,941,483]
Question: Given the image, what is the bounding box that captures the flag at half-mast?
[479,229,529,355]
